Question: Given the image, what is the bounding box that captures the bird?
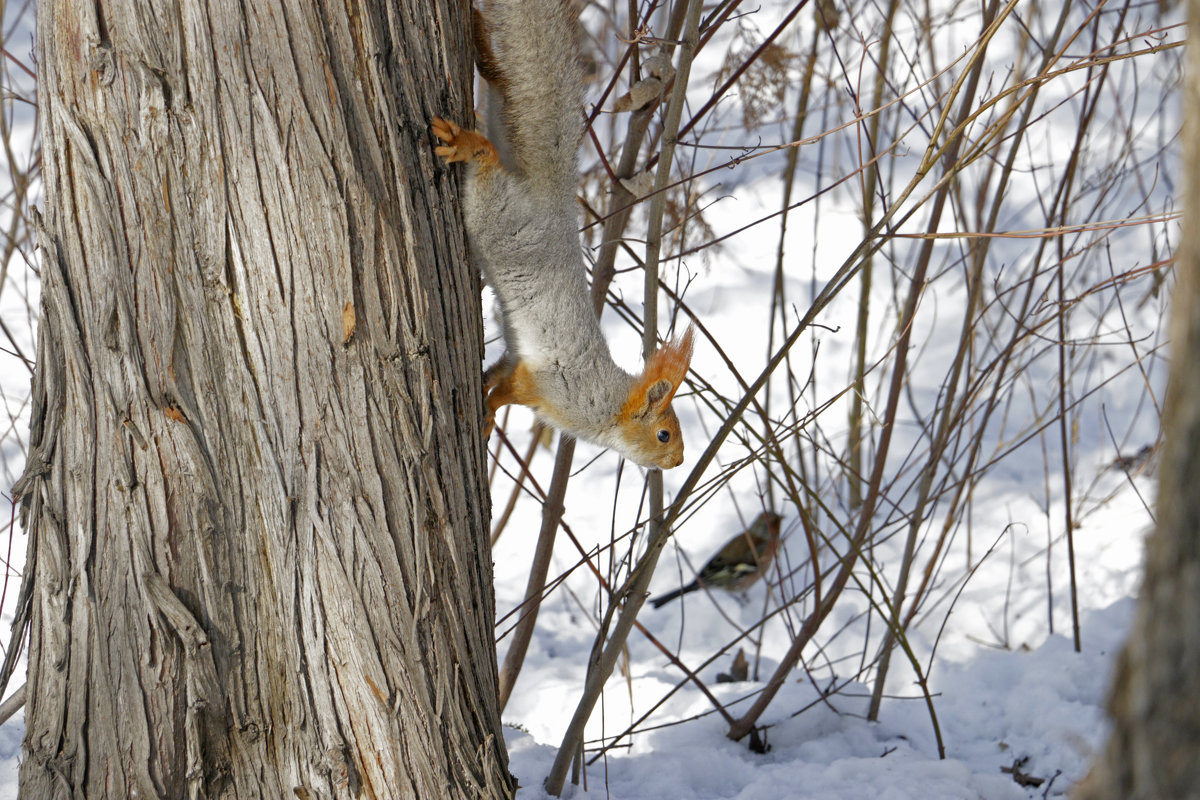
[650,511,783,608]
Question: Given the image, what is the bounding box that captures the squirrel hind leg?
[432,117,500,168]
[484,357,523,434]
[483,359,539,436]
[482,356,513,436]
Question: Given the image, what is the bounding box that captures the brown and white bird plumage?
[651,511,783,608]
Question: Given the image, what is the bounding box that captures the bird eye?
[657,429,671,443]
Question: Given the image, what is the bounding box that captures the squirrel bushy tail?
[473,0,584,194]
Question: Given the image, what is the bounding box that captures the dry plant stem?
[590,105,657,310]
[848,0,900,512]
[839,544,945,756]
[727,238,911,743]
[587,592,814,765]
[544,0,703,793]
[581,0,678,136]
[0,682,24,726]
[866,0,999,722]
[770,21,822,602]
[557,2,1170,758]
[898,335,1145,639]
[669,135,975,602]
[932,0,1117,650]
[541,513,732,732]
[497,437,576,710]
[1051,2,1130,654]
[588,3,687,308]
[847,0,900,679]
[489,427,541,546]
[640,20,1181,261]
[726,1,1017,744]
[592,30,1009,261]
[630,622,734,725]
[898,0,1077,632]
[698,0,741,42]
[647,0,810,172]
[1059,78,1103,658]
[563,12,952,763]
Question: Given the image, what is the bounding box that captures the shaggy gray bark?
[11,0,514,797]
[1075,4,1200,797]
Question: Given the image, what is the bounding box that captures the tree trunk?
[13,0,514,797]
[1075,5,1200,797]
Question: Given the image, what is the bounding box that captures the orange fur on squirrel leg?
[432,117,500,168]
[483,360,539,436]
[482,358,513,436]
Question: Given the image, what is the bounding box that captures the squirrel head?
[617,326,695,469]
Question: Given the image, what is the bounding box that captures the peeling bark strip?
[16,1,514,797]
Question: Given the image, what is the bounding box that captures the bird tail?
[650,580,700,609]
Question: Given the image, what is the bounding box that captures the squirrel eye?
[656,429,671,443]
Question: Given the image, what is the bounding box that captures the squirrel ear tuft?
[650,324,695,392]
[645,379,673,409]
[622,325,695,418]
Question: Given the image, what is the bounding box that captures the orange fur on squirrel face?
[617,326,695,469]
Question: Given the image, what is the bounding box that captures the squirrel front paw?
[432,117,500,168]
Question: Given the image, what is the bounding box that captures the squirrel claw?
[431,117,500,168]
[431,116,460,142]
[482,358,511,437]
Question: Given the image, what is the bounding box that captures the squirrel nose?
[654,451,684,470]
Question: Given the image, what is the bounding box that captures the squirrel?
[432,0,695,470]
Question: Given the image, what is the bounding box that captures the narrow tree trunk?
[1074,5,1200,797]
[13,1,514,797]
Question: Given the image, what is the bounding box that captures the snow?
[498,549,1139,800]
[483,346,1151,800]
[501,598,1129,800]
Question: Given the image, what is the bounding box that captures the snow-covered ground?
[0,484,1137,800]
[498,519,1142,800]
[506,600,1136,800]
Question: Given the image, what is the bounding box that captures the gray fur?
[460,157,637,443]
[462,0,640,444]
